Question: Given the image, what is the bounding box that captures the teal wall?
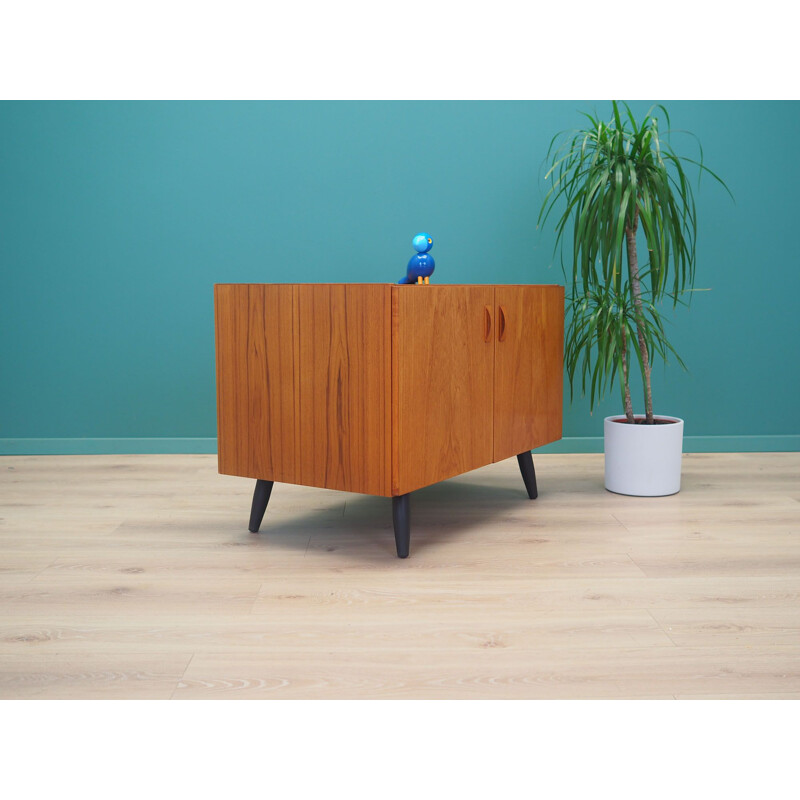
[1,101,798,454]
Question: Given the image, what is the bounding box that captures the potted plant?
[539,101,731,496]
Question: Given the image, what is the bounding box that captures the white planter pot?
[604,415,684,496]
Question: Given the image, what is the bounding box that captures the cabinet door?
[392,285,495,495]
[297,285,391,496]
[215,284,297,482]
[493,285,564,462]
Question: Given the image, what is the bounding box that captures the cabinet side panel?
[391,288,400,495]
[493,285,564,462]
[393,285,495,495]
[298,285,389,496]
[540,285,565,447]
[214,284,296,482]
[215,284,239,475]
[384,284,393,496]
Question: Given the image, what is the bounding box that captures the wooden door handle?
[483,306,492,342]
[498,305,507,342]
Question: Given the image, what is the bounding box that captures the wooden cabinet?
[215,283,564,557]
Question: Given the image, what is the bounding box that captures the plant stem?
[620,325,635,423]
[625,218,654,423]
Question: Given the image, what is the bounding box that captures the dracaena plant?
[540,101,731,424]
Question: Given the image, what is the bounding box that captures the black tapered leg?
[248,479,274,532]
[516,451,538,500]
[392,493,411,558]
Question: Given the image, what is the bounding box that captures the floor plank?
[0,608,674,655]
[173,646,800,700]
[0,653,193,699]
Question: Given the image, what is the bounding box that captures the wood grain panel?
[214,284,296,482]
[297,285,390,496]
[493,285,564,462]
[392,285,494,495]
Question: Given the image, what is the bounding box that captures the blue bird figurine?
[398,232,435,284]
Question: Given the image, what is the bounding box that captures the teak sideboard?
[214,283,564,557]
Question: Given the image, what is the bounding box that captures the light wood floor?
[1,452,799,699]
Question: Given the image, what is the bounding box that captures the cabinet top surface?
[214,283,564,288]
